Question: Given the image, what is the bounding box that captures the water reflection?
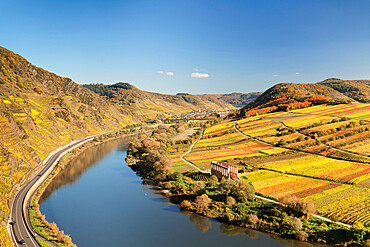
[182,211,320,247]
[188,213,212,233]
[40,138,130,202]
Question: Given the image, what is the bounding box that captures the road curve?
[10,133,107,247]
[180,130,209,173]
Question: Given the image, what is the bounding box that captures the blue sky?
[1,0,370,94]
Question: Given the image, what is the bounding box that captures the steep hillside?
[206,92,263,108]
[318,78,370,103]
[0,46,136,230]
[83,83,236,119]
[230,81,358,119]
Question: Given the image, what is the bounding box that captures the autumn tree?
[180,200,192,210]
[248,214,259,226]
[195,194,212,210]
[226,196,236,206]
[281,195,315,218]
[207,175,218,187]
[190,181,206,194]
[127,133,173,181]
[220,179,255,202]
[286,216,302,232]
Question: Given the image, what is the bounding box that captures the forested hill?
[205,92,263,108]
[230,79,369,119]
[83,83,236,119]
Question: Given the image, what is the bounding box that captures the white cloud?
[296,72,300,75]
[158,70,174,76]
[191,72,210,78]
[272,74,279,77]
[194,68,199,71]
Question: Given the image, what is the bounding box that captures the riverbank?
[126,127,369,247]
[29,131,136,247]
[39,141,306,247]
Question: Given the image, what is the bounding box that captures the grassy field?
[173,103,370,225]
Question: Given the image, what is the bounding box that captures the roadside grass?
[29,195,57,242]
[36,238,52,247]
[62,152,72,160]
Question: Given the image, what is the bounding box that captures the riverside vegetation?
[126,119,370,246]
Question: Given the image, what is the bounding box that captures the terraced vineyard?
[182,119,287,171]
[179,103,370,225]
[0,92,133,245]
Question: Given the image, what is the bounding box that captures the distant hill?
[83,83,236,119]
[205,92,263,108]
[230,79,369,119]
[318,78,370,103]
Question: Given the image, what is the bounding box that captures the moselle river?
[40,138,319,247]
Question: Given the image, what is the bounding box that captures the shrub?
[296,230,308,241]
[225,213,235,221]
[276,139,286,146]
[281,195,315,217]
[190,181,206,194]
[174,183,187,194]
[220,179,255,202]
[180,200,192,210]
[226,196,236,206]
[207,175,218,187]
[162,182,172,190]
[195,194,212,210]
[248,214,259,226]
[286,216,302,232]
[351,222,366,242]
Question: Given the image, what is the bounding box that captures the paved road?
[10,134,103,247]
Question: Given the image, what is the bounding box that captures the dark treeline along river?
[40,138,320,247]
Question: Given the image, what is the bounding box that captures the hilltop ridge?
[230,79,369,119]
[83,82,236,119]
[205,92,263,108]
[318,78,370,103]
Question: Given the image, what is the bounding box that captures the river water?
[40,138,317,247]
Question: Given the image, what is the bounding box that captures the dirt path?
[180,131,209,174]
[172,127,201,141]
